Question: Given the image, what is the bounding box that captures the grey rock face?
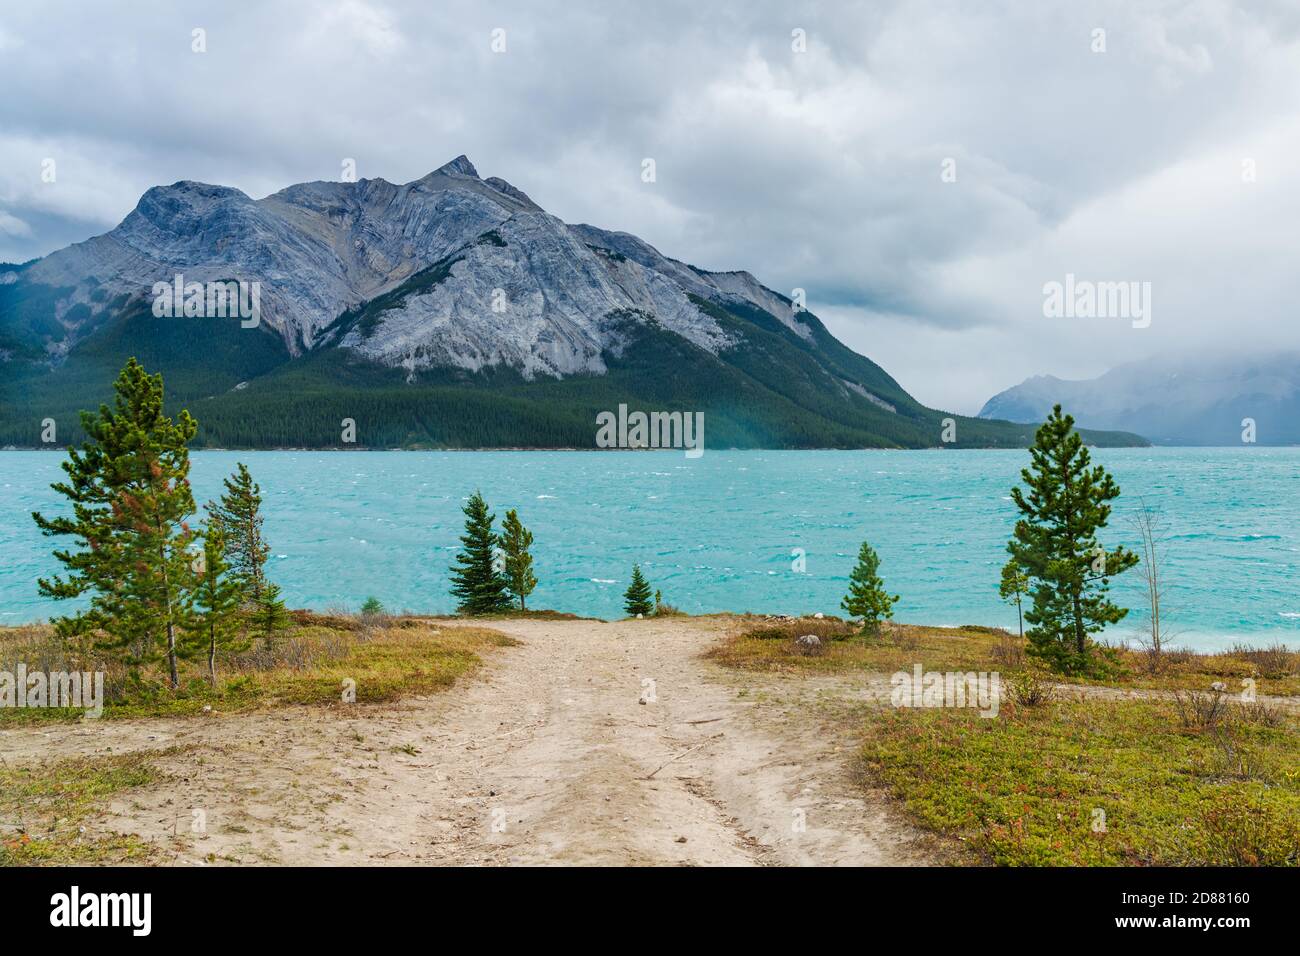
[13,154,815,373]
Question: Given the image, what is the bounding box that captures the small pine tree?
[498,508,537,611]
[32,358,198,687]
[360,596,385,617]
[999,560,1030,641]
[184,523,248,686]
[449,491,512,615]
[624,565,653,617]
[249,581,291,640]
[1008,405,1139,674]
[841,540,898,634]
[208,462,271,604]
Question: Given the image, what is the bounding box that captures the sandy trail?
[0,617,946,866]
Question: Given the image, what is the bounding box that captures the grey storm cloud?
[2,0,1298,412]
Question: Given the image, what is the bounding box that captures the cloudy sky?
[2,0,1298,412]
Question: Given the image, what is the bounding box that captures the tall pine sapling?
[32,358,198,687]
[449,491,512,615]
[184,523,247,686]
[623,565,653,617]
[208,462,271,604]
[841,540,898,635]
[999,560,1030,641]
[1007,405,1138,675]
[498,508,537,611]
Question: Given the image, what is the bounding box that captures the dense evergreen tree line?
[0,292,1147,451]
[1,378,1145,451]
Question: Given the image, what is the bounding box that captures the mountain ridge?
[1,156,1146,450]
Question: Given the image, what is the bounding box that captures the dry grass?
[0,613,518,724]
[706,619,1014,675]
[1227,643,1297,680]
[707,619,1300,696]
[418,608,600,622]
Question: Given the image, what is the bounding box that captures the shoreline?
[2,610,1297,652]
[10,447,1300,455]
[2,445,1050,453]
[11,444,1300,452]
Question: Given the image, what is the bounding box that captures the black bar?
[1,866,1280,941]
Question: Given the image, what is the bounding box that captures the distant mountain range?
[979,353,1300,445]
[0,155,1144,449]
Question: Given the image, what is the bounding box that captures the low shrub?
[745,617,856,642]
[1227,643,1297,680]
[1173,688,1230,732]
[1194,791,1300,866]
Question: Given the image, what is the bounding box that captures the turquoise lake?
[1,448,1297,651]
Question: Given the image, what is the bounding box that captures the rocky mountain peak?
[131,181,253,220]
[423,154,480,180]
[11,155,858,397]
[0,154,1153,450]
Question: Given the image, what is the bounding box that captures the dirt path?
[0,617,947,866]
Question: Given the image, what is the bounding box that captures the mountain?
[1,155,1144,449]
[979,353,1300,445]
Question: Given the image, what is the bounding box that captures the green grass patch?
[860,697,1300,865]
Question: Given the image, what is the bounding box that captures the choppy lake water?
[2,448,1297,651]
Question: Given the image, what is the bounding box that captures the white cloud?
[301,0,403,58]
[0,0,1296,410]
[0,210,31,237]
